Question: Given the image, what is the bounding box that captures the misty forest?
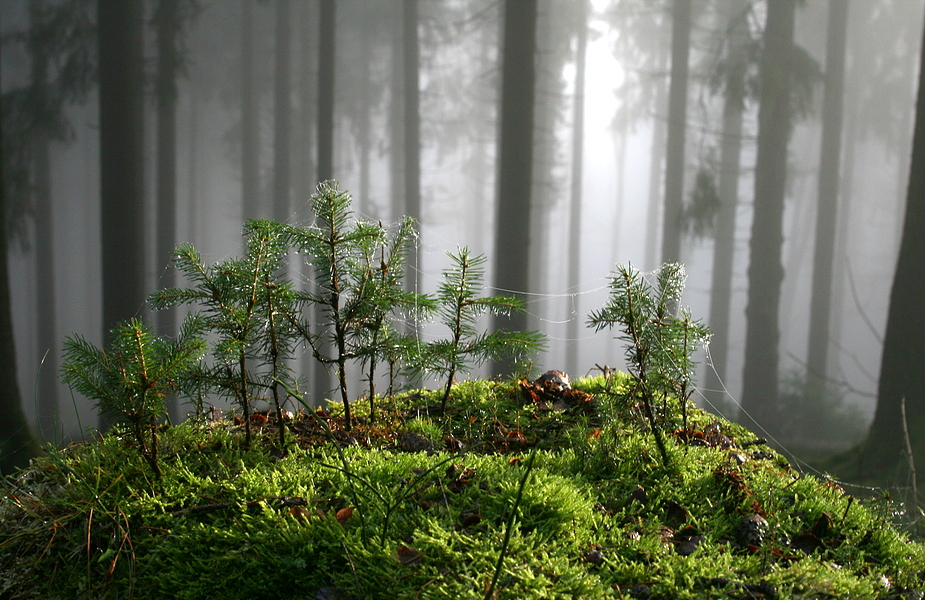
[1,0,925,493]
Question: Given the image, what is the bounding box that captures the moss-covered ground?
[2,374,923,599]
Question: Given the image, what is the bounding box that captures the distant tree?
[241,0,260,220]
[492,0,538,377]
[739,0,798,435]
[402,0,421,297]
[565,0,589,376]
[703,0,752,415]
[806,0,849,394]
[98,0,146,430]
[661,0,692,264]
[857,9,925,480]
[272,0,292,223]
[0,48,44,476]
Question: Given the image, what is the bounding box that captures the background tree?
[739,0,798,435]
[240,0,260,220]
[402,0,421,297]
[272,0,291,224]
[661,0,692,264]
[853,7,925,481]
[806,0,849,395]
[703,0,752,415]
[0,48,43,475]
[492,0,538,377]
[98,0,146,430]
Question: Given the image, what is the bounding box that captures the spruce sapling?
[588,263,710,465]
[148,220,291,447]
[423,247,545,414]
[61,317,205,478]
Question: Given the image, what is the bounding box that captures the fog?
[2,0,922,457]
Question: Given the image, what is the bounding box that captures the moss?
[2,375,923,599]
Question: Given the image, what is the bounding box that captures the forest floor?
[1,374,924,599]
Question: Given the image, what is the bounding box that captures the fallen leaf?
[289,505,312,524]
[335,507,355,523]
[393,545,422,566]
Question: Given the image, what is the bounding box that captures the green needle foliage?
[423,247,545,414]
[149,219,294,448]
[286,182,427,430]
[61,317,205,478]
[588,263,711,465]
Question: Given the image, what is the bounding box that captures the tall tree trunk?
[155,0,180,422]
[241,0,260,220]
[661,0,692,264]
[492,0,538,377]
[703,0,748,416]
[314,0,336,404]
[0,44,43,474]
[273,0,292,223]
[806,0,849,393]
[98,0,146,430]
[403,0,421,296]
[565,0,589,376]
[644,74,668,271]
[859,10,925,480]
[29,0,58,441]
[739,0,797,435]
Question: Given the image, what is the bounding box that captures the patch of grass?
[2,375,924,599]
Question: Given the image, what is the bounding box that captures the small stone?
[738,514,769,546]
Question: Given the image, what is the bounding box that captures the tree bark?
[661,0,692,264]
[739,0,797,435]
[565,0,589,376]
[241,0,260,220]
[806,0,849,392]
[98,0,146,430]
[273,0,292,224]
[28,0,58,441]
[860,9,925,480]
[492,0,538,377]
[0,43,43,475]
[703,0,748,416]
[403,0,421,296]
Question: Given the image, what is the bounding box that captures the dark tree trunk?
[314,0,336,404]
[273,0,292,223]
[739,0,797,435]
[0,45,43,475]
[98,0,146,430]
[241,0,260,220]
[317,0,335,182]
[806,0,849,391]
[492,0,538,377]
[860,10,925,480]
[565,0,589,376]
[644,74,667,271]
[29,0,58,441]
[154,0,181,422]
[661,0,692,264]
[403,0,421,296]
[703,0,748,416]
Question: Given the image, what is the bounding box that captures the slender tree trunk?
[860,10,925,480]
[314,0,336,404]
[492,0,538,377]
[154,0,180,422]
[565,0,589,376]
[273,0,292,223]
[806,0,849,395]
[29,0,58,441]
[403,0,421,296]
[644,76,668,271]
[661,0,692,264]
[241,0,260,220]
[703,0,748,416]
[0,44,43,474]
[739,0,797,435]
[98,0,146,430]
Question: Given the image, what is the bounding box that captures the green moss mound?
[2,375,923,599]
